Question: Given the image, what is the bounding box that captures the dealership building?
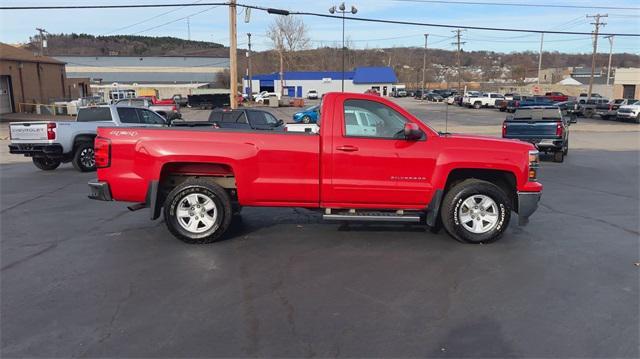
[243,66,399,97]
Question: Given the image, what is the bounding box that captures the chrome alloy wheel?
[176,193,218,233]
[80,148,95,168]
[458,194,499,234]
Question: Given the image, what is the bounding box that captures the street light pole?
[329,3,357,92]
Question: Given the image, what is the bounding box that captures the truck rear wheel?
[473,102,482,109]
[441,179,511,244]
[553,151,565,163]
[72,142,96,172]
[164,178,232,244]
[32,157,61,171]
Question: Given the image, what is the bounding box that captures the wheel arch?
[150,162,237,220]
[443,168,518,210]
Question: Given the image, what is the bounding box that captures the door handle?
[336,145,359,152]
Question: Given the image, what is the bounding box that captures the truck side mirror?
[404,123,423,140]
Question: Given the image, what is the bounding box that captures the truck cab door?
[323,98,437,208]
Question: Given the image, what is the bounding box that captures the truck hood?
[443,133,535,151]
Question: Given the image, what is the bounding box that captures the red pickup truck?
[89,93,542,244]
[545,92,569,102]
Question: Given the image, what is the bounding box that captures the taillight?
[528,150,540,181]
[94,137,111,168]
[556,121,563,137]
[47,123,56,140]
[502,122,507,137]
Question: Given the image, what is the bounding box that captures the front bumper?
[8,143,64,157]
[517,191,542,225]
[617,112,637,119]
[88,180,112,201]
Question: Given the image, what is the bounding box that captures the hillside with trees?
[28,33,640,84]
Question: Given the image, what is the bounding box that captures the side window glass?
[117,107,140,123]
[248,111,266,125]
[343,99,408,139]
[138,109,165,125]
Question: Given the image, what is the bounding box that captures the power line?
[389,0,640,11]
[2,2,639,37]
[129,5,221,35]
[283,10,639,37]
[102,0,205,35]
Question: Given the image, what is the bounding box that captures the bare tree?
[266,15,310,54]
[266,15,310,94]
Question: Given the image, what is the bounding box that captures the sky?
[0,0,639,54]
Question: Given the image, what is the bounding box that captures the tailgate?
[9,122,50,141]
[504,121,559,139]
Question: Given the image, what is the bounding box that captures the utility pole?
[247,33,253,98]
[229,0,238,109]
[452,29,466,94]
[187,17,191,41]
[36,27,47,56]
[278,37,284,97]
[605,35,614,86]
[587,13,607,101]
[421,34,428,101]
[537,32,544,85]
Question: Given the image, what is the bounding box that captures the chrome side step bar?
[323,212,421,223]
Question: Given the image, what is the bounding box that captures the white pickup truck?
[9,105,167,172]
[466,92,504,109]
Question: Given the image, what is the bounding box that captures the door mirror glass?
[404,123,423,140]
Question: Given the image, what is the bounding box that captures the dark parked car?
[502,106,575,163]
[506,96,554,113]
[578,98,610,118]
[425,92,444,102]
[172,109,285,131]
[555,101,580,120]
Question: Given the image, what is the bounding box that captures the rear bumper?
[8,143,64,157]
[88,180,112,201]
[517,191,542,225]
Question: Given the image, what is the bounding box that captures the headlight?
[528,150,540,181]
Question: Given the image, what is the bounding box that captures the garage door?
[0,76,12,114]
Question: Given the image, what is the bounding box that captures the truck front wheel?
[441,179,511,244]
[32,157,61,171]
[164,178,232,244]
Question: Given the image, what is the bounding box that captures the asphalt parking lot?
[1,100,639,357]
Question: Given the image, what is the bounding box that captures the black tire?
[72,142,96,172]
[553,150,564,163]
[164,178,232,244]
[563,137,569,156]
[32,157,61,171]
[441,179,511,244]
[302,116,311,124]
[499,108,505,112]
[584,108,594,118]
[636,114,640,124]
[473,102,481,109]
